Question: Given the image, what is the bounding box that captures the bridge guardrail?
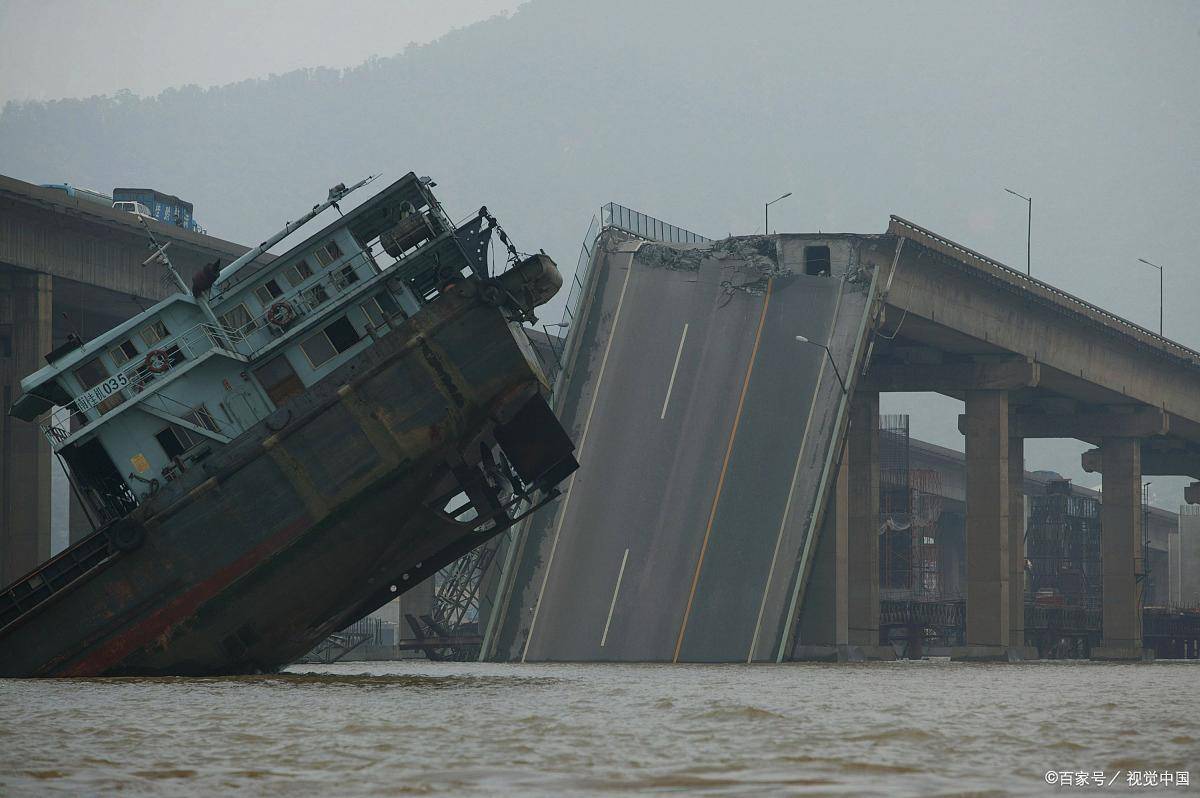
[889,215,1200,365]
[601,202,712,247]
[534,203,711,388]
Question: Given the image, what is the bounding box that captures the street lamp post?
[1137,258,1164,337]
[1004,188,1031,276]
[796,335,847,394]
[765,192,792,235]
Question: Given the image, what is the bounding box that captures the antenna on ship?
[212,174,378,289]
[139,217,189,295]
[138,216,225,334]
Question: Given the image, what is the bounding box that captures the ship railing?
[36,250,393,448]
[36,320,247,448]
[220,248,391,355]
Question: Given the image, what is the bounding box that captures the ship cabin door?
[60,438,138,526]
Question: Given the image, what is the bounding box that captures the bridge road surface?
[516,238,873,662]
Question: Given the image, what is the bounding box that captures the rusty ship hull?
[0,272,576,677]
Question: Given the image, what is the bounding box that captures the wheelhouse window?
[254,279,285,306]
[108,338,138,366]
[74,357,124,414]
[361,293,405,328]
[140,319,169,346]
[302,284,330,310]
[299,316,361,368]
[313,239,344,267]
[75,357,107,388]
[218,304,257,337]
[333,263,360,290]
[283,259,314,286]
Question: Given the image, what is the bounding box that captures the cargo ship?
[0,172,577,677]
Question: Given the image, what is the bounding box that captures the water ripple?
[1,659,1196,796]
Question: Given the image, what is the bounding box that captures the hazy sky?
[0,0,525,105]
[1,0,1197,507]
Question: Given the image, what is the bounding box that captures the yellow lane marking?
[672,278,773,663]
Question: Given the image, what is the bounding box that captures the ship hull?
[0,281,575,677]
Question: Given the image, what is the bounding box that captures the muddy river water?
[2,659,1197,795]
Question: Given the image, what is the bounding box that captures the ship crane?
[213,175,377,289]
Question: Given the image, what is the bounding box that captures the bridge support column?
[794,391,892,661]
[846,390,889,659]
[954,390,1013,660]
[0,269,53,587]
[1093,438,1152,661]
[1008,436,1036,659]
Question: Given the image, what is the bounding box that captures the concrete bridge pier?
[0,269,53,586]
[847,390,889,658]
[954,390,1030,661]
[1092,438,1152,661]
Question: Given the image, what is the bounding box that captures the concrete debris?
[636,242,705,271]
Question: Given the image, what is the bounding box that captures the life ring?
[144,349,171,374]
[266,300,295,327]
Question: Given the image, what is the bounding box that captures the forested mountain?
[3,0,1196,503]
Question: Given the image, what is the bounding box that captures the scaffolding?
[877,414,955,654]
[879,415,944,601]
[1025,478,1102,657]
[1027,479,1101,612]
[400,539,499,662]
[879,414,910,595]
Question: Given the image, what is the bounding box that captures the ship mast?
[139,217,190,295]
[213,175,377,289]
[138,218,224,334]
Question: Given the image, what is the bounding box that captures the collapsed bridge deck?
[491,230,886,662]
[486,207,1200,662]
